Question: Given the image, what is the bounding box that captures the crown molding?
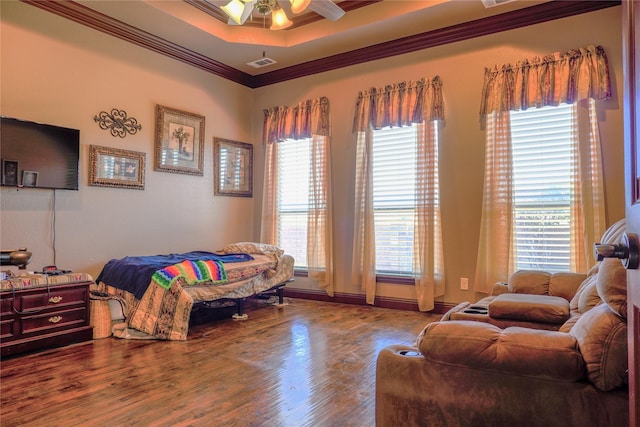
[252,0,620,87]
[21,0,255,87]
[21,0,620,89]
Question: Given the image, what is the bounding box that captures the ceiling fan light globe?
[290,0,311,14]
[221,0,247,24]
[270,8,293,30]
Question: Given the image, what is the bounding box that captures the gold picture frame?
[214,137,253,197]
[154,104,205,175]
[89,145,145,190]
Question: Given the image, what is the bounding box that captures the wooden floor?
[0,297,440,427]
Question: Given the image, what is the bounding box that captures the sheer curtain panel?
[474,45,610,293]
[261,97,334,295]
[352,77,445,311]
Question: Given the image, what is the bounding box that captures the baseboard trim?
[282,288,455,314]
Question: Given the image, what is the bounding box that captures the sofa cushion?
[596,258,627,319]
[576,279,602,314]
[570,303,628,391]
[418,321,585,382]
[489,293,569,324]
[508,270,551,294]
[548,272,588,301]
[507,270,585,301]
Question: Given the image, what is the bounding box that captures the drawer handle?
[49,296,63,303]
[48,316,62,324]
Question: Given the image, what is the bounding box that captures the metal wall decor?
[94,108,142,138]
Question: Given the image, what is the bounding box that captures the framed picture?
[89,145,145,190]
[154,104,205,175]
[22,171,39,187]
[214,137,253,197]
[2,160,19,186]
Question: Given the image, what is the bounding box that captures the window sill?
[294,270,414,285]
[376,275,414,285]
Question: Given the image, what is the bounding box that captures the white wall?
[1,3,625,307]
[252,6,625,304]
[0,1,255,277]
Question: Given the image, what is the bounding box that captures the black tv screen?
[1,117,80,190]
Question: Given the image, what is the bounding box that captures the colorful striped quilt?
[152,259,227,290]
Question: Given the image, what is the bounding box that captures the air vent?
[481,0,516,8]
[246,57,277,68]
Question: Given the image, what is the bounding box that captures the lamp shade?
[290,0,311,14]
[270,8,293,30]
[221,0,248,25]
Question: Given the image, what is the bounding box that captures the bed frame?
[196,279,291,320]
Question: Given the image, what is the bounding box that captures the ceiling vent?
[481,0,516,8]
[246,57,277,68]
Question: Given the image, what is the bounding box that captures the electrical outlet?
[460,277,469,290]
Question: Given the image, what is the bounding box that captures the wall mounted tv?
[1,117,80,190]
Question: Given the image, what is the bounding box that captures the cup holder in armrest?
[462,307,488,315]
[397,350,422,357]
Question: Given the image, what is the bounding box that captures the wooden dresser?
[0,273,94,358]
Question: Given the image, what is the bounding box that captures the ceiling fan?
[221,0,346,30]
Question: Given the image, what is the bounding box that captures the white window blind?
[372,125,428,276]
[510,103,575,272]
[277,138,310,268]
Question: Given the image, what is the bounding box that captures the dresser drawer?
[1,297,14,317]
[18,287,87,312]
[21,307,88,335]
[1,318,17,340]
[1,281,93,357]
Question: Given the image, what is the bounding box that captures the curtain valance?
[480,45,611,115]
[352,76,444,132]
[263,96,330,144]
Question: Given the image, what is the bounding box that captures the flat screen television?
[1,116,80,190]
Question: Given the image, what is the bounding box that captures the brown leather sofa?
[376,221,629,427]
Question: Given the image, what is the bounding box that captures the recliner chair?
[375,220,629,427]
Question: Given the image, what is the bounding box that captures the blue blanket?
[96,251,253,299]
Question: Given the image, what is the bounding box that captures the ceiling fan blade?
[308,0,345,21]
[288,0,311,14]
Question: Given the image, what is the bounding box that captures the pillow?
[570,303,628,391]
[596,258,627,319]
[222,242,284,257]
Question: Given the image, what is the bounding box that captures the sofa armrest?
[417,321,585,381]
[491,281,509,296]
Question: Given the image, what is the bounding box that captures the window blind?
[510,103,575,272]
[372,125,420,275]
[277,138,310,268]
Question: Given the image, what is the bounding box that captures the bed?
[92,242,294,340]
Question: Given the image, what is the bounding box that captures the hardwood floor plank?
[1,298,440,427]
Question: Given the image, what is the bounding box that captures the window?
[371,124,439,276]
[277,138,311,268]
[510,103,574,272]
